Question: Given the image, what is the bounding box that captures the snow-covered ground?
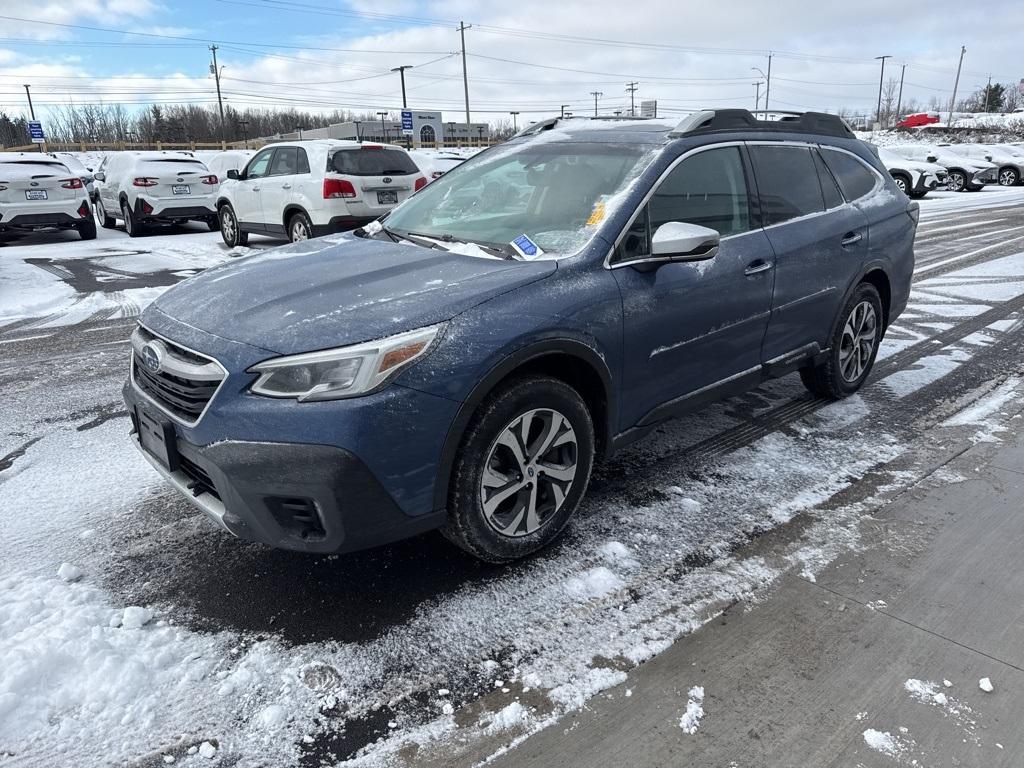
[1,184,1023,767]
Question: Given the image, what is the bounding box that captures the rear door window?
[748,145,825,226]
[329,148,418,176]
[820,149,879,202]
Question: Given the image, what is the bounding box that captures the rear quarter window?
[329,148,419,176]
[821,150,879,201]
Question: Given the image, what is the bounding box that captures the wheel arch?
[283,204,312,231]
[431,339,615,512]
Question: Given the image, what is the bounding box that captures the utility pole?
[209,45,226,144]
[625,81,638,116]
[391,65,412,108]
[377,111,388,143]
[590,91,602,116]
[509,111,519,131]
[458,22,471,124]
[239,119,249,149]
[560,104,570,118]
[949,45,966,126]
[753,81,763,110]
[764,53,773,114]
[895,63,906,127]
[985,74,993,112]
[874,55,892,127]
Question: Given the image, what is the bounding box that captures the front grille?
[131,326,225,425]
[179,455,220,500]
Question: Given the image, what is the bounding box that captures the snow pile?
[548,667,627,710]
[862,728,900,757]
[486,701,527,732]
[678,686,705,734]
[979,677,994,693]
[564,566,626,601]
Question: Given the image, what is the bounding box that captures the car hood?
[151,234,557,355]
[939,155,994,170]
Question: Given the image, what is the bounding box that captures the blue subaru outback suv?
[125,109,917,563]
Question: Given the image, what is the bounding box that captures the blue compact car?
[124,110,917,563]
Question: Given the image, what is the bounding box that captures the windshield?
[383,141,654,257]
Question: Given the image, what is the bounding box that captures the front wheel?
[999,167,1020,187]
[891,173,910,195]
[947,170,968,192]
[443,376,595,563]
[800,283,883,399]
[219,205,248,247]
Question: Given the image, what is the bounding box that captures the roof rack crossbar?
[667,109,854,140]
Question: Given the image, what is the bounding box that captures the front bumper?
[127,424,445,553]
[969,169,997,187]
[913,172,945,193]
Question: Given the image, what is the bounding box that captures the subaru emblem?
[382,177,392,184]
[30,181,38,186]
[140,341,164,374]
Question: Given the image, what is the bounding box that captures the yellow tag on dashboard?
[586,201,606,225]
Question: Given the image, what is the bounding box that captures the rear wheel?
[999,167,1019,186]
[219,204,247,247]
[77,217,97,240]
[800,283,883,399]
[122,200,145,237]
[288,211,313,242]
[442,376,595,563]
[947,170,968,192]
[891,173,911,195]
[95,197,116,229]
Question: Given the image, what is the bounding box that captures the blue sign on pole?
[28,121,45,143]
[400,110,413,136]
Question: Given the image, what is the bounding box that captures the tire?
[947,170,968,192]
[206,216,220,232]
[95,197,116,229]
[122,200,145,237]
[77,217,97,241]
[908,190,928,199]
[288,211,313,243]
[442,376,596,563]
[219,204,248,247]
[891,173,911,195]
[998,167,1019,187]
[800,283,884,400]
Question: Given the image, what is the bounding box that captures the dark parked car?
[124,110,917,563]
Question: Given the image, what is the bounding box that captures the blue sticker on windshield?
[511,234,544,260]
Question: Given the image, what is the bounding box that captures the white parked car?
[939,143,1024,186]
[876,147,947,199]
[216,140,426,245]
[408,149,467,181]
[204,149,254,181]
[50,152,97,201]
[0,152,95,240]
[93,151,219,237]
[887,144,998,192]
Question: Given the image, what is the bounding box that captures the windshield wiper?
[383,225,449,251]
[411,232,522,260]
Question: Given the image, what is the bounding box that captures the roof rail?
[512,113,656,139]
[668,109,855,139]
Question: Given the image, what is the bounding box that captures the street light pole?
[753,81,763,110]
[764,53,773,113]
[353,120,361,141]
[210,45,226,145]
[560,104,570,118]
[874,55,892,127]
[391,65,412,108]
[458,21,471,124]
[509,111,519,131]
[895,63,906,127]
[239,119,249,149]
[377,111,388,143]
[589,91,602,116]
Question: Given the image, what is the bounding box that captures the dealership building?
[273,110,490,146]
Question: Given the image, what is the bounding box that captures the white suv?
[93,151,219,237]
[216,140,426,245]
[0,152,95,240]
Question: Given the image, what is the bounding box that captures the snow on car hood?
[150,234,556,355]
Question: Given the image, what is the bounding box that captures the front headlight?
[248,324,443,401]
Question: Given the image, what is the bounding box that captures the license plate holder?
[377,190,398,205]
[172,185,191,196]
[136,405,180,472]
[25,189,48,201]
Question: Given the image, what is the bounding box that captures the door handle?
[841,232,863,247]
[282,183,292,189]
[744,260,774,276]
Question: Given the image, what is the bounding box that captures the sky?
[0,0,1022,129]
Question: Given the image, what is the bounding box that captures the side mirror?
[227,169,240,180]
[651,222,720,260]
[93,171,105,182]
[926,155,938,163]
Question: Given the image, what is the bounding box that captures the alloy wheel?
[999,169,1018,186]
[894,177,907,193]
[221,209,236,243]
[122,203,133,234]
[480,408,578,538]
[291,219,309,241]
[948,172,965,192]
[839,300,877,383]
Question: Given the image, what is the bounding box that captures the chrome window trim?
[130,324,229,428]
